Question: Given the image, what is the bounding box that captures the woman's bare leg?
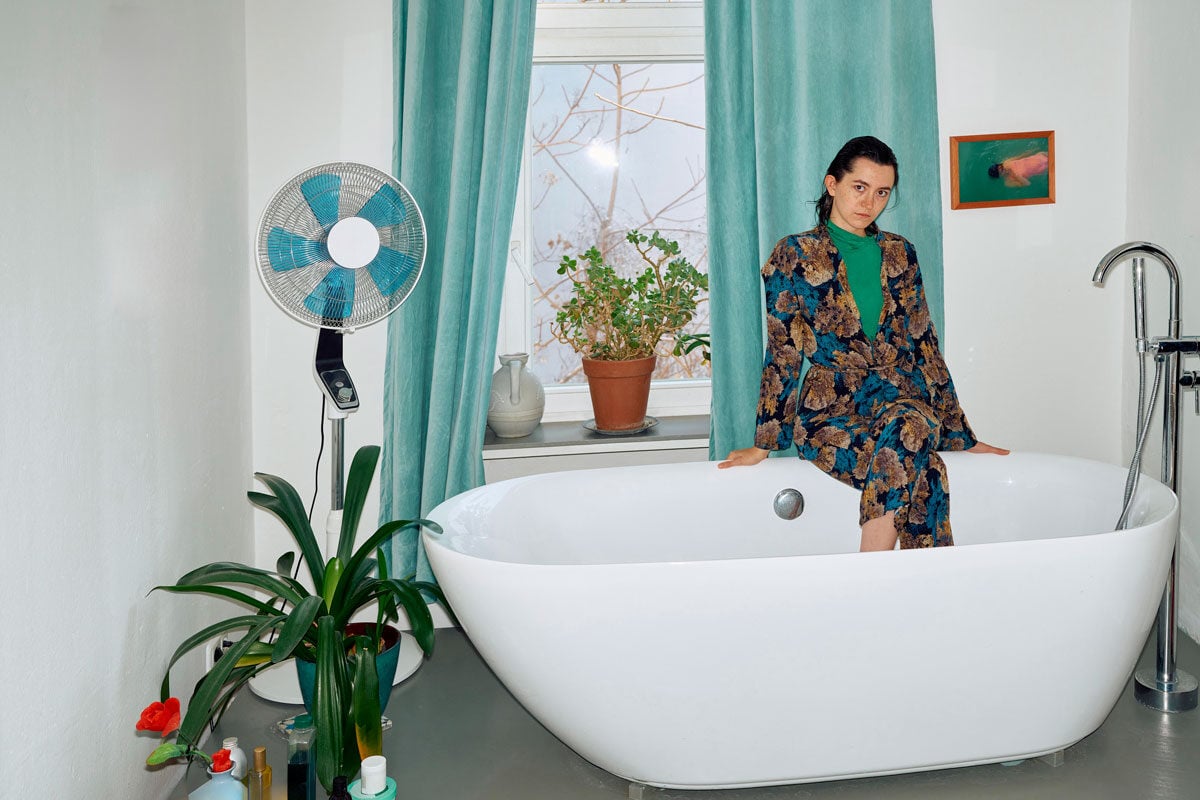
[860,511,898,551]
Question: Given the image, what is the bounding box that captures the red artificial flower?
[136,697,181,738]
[210,748,232,773]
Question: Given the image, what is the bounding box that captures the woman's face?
[824,157,895,236]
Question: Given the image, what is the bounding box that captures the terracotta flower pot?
[581,355,657,431]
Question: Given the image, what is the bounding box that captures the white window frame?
[498,1,708,423]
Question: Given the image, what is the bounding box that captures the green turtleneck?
[827,220,884,340]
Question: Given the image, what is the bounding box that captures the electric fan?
[255,162,426,552]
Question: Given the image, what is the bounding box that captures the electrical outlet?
[204,637,232,672]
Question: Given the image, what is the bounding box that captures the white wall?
[245,0,394,569]
[0,2,251,798]
[1127,0,1200,639]
[933,0,1130,463]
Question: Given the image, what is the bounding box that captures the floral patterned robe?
[754,225,977,548]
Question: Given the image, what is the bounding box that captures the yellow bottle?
[248,745,272,800]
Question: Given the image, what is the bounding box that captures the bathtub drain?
[773,488,805,520]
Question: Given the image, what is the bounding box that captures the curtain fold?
[381,0,535,582]
[705,0,943,460]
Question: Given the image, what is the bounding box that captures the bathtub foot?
[1037,749,1065,768]
[628,781,648,799]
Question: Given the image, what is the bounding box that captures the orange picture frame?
[950,130,1055,210]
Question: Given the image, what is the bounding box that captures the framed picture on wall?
[949,130,1055,209]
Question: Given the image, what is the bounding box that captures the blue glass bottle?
[287,714,316,800]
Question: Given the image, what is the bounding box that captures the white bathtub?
[424,452,1177,789]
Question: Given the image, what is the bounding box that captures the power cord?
[309,394,326,523]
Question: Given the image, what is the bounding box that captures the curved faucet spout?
[1093,240,1181,338]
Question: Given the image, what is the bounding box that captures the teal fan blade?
[355,184,406,228]
[366,246,418,296]
[302,173,342,228]
[303,267,356,320]
[267,228,329,272]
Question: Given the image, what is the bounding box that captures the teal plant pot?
[295,623,401,714]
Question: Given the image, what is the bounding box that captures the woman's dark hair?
[816,135,899,235]
[987,163,1001,179]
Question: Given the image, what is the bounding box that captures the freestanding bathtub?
[424,452,1177,790]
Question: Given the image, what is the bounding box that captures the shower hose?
[1117,351,1165,530]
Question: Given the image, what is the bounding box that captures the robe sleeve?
[900,241,977,451]
[754,240,805,451]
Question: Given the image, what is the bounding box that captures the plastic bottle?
[223,737,248,782]
[287,714,316,800]
[347,756,396,800]
[328,776,352,799]
[247,745,272,800]
[188,763,246,800]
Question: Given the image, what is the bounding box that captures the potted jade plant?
[553,229,708,432]
[140,445,451,794]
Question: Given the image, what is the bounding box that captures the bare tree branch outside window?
[527,61,707,386]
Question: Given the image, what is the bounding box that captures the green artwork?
[956,135,1052,204]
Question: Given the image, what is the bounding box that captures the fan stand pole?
[326,408,347,558]
[315,327,359,559]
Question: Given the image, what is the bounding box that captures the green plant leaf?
[351,636,383,760]
[146,742,194,766]
[250,480,325,589]
[271,595,323,663]
[314,616,350,794]
[376,547,399,626]
[342,555,376,596]
[276,551,296,577]
[329,518,425,617]
[410,580,458,628]
[323,556,344,611]
[234,640,274,667]
[379,579,436,656]
[175,562,306,607]
[176,615,284,748]
[152,584,278,615]
[159,614,265,701]
[208,662,269,731]
[338,445,381,564]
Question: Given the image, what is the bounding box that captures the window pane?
[527,62,707,386]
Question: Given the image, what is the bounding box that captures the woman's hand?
[967,441,1010,455]
[718,447,771,469]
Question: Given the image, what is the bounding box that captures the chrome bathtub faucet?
[1094,240,1198,713]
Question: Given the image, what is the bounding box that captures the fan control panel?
[314,328,360,412]
[319,368,359,411]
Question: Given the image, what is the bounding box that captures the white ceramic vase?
[487,352,545,438]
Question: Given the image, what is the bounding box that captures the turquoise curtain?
[704,0,944,460]
[381,0,535,582]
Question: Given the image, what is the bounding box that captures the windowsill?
[483,414,710,459]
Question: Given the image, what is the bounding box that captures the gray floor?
[200,629,1200,800]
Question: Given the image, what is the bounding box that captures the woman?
[987,150,1049,188]
[719,136,1007,551]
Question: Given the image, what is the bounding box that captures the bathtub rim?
[423,451,1178,566]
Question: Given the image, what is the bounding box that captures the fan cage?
[256,162,426,330]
